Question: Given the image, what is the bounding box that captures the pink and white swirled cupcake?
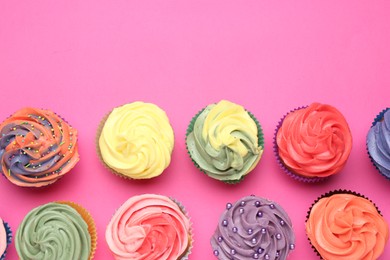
[274,103,352,182]
[106,194,193,260]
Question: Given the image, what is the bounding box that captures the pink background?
[1,1,390,259]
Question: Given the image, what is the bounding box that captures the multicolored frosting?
[106,194,191,260]
[276,103,352,179]
[0,219,7,258]
[98,102,174,179]
[0,108,79,187]
[306,192,389,260]
[186,100,263,182]
[211,195,295,260]
[16,202,92,260]
[367,108,390,178]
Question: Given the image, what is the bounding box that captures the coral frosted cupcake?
[106,194,193,260]
[97,102,174,180]
[211,195,295,259]
[186,100,264,183]
[0,218,11,260]
[367,108,390,179]
[0,107,79,187]
[16,202,97,260]
[275,103,352,182]
[306,190,389,259]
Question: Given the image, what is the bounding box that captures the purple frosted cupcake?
[367,108,390,180]
[0,218,12,260]
[211,195,295,259]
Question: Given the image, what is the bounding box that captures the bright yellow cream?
[99,102,174,179]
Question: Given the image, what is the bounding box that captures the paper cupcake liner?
[185,105,264,184]
[305,190,382,258]
[273,106,326,183]
[0,108,79,188]
[57,201,97,260]
[367,108,390,181]
[0,220,12,260]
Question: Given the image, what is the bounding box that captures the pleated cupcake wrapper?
[0,109,79,188]
[107,195,194,260]
[367,108,390,181]
[56,201,97,260]
[185,106,264,184]
[0,221,12,260]
[273,106,326,183]
[305,189,382,259]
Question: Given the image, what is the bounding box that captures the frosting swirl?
[99,102,174,179]
[16,202,92,260]
[0,108,79,187]
[276,103,352,178]
[186,100,263,182]
[106,194,191,260]
[367,108,390,178]
[0,219,7,257]
[306,193,389,260]
[211,195,295,260]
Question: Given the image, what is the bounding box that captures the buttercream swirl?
[16,202,92,260]
[367,108,390,178]
[0,108,79,187]
[211,195,295,260]
[106,194,191,260]
[99,102,174,179]
[306,193,389,260]
[0,218,6,257]
[276,103,352,178]
[186,100,263,182]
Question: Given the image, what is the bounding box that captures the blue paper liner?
[1,220,12,260]
[273,106,325,183]
[185,104,264,184]
[366,107,390,181]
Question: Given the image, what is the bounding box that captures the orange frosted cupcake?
[274,103,352,182]
[306,190,389,259]
[0,108,79,187]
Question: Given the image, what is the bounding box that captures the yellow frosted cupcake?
[97,102,174,180]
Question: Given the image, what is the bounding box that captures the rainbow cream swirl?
[99,102,174,179]
[0,108,79,187]
[186,100,263,182]
[106,194,191,260]
[306,193,389,260]
[16,202,92,260]
[211,195,295,260]
[276,103,352,178]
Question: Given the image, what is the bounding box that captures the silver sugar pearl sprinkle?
[248,228,253,235]
[276,233,282,240]
[258,248,264,254]
[280,220,285,226]
[255,201,261,207]
[240,201,246,206]
[261,228,266,234]
[226,203,232,209]
[231,249,236,255]
[222,220,228,226]
[253,253,259,259]
[265,254,270,260]
[214,250,219,256]
[232,227,238,233]
[218,236,223,242]
[269,204,275,209]
[290,244,295,250]
[257,211,263,217]
[251,238,257,244]
[239,208,245,214]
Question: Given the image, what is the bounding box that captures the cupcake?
[275,103,352,182]
[16,201,97,260]
[97,102,174,180]
[0,218,11,260]
[106,194,193,259]
[186,100,264,183]
[0,107,79,187]
[367,108,390,179]
[306,190,389,259]
[211,195,295,259]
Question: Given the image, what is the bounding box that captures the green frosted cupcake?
[186,100,264,184]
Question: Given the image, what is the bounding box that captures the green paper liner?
[305,190,385,259]
[185,104,264,184]
[366,108,390,180]
[0,220,12,260]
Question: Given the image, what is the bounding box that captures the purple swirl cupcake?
[211,195,295,260]
[367,108,390,179]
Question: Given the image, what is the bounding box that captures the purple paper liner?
[305,189,383,259]
[1,220,12,260]
[367,108,390,181]
[185,105,264,184]
[273,106,326,183]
